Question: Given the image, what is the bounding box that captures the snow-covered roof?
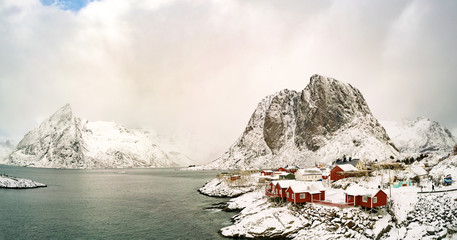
[345,185,384,197]
[336,164,358,172]
[334,159,360,168]
[261,170,273,173]
[297,168,322,175]
[273,180,298,189]
[285,165,299,170]
[411,166,427,176]
[289,182,325,194]
[273,171,291,176]
[321,169,330,176]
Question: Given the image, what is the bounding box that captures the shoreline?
[199,168,457,239]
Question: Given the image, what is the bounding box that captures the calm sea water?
[0,165,235,240]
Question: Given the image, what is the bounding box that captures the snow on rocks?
[372,215,392,237]
[221,189,385,239]
[0,174,46,189]
[226,190,265,210]
[220,192,304,239]
[198,177,256,197]
[390,186,419,223]
[382,192,457,240]
[292,205,381,240]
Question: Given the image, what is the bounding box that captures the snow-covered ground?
[198,176,257,197]
[218,185,457,239]
[429,155,457,184]
[0,174,46,189]
[324,188,346,203]
[200,157,457,239]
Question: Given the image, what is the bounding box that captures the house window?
[300,193,305,199]
[292,194,294,199]
[362,196,367,202]
[287,192,289,198]
[373,197,377,203]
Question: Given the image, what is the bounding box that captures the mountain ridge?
[381,117,457,155]
[5,104,191,169]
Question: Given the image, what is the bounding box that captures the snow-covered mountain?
[204,74,399,169]
[381,118,457,154]
[0,139,15,162]
[4,104,192,169]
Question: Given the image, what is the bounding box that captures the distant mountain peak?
[53,103,73,117]
[5,104,191,169]
[310,74,338,85]
[381,118,457,154]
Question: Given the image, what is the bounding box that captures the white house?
[295,168,322,181]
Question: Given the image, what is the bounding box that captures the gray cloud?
[1,0,456,162]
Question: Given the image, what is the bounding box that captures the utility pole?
[389,165,392,199]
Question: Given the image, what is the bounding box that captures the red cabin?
[345,186,387,208]
[330,164,358,181]
[230,175,241,181]
[285,166,299,174]
[277,167,287,172]
[286,186,311,204]
[272,180,297,198]
[265,181,277,197]
[285,182,326,204]
[261,170,273,176]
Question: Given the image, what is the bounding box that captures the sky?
[0,0,456,163]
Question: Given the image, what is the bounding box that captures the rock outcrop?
[205,74,398,169]
[0,174,47,189]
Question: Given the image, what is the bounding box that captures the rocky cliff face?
[5,104,190,168]
[7,104,85,168]
[381,118,457,154]
[205,74,398,169]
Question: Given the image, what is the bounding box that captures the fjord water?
[0,165,234,239]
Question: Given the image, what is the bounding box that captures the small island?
[0,174,47,189]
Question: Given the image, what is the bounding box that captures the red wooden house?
[265,180,297,198]
[277,167,287,172]
[275,180,298,198]
[285,165,299,174]
[261,170,273,176]
[266,181,277,197]
[330,164,358,181]
[230,175,241,181]
[285,182,326,204]
[345,186,387,208]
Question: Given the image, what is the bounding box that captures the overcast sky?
[1,0,456,163]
